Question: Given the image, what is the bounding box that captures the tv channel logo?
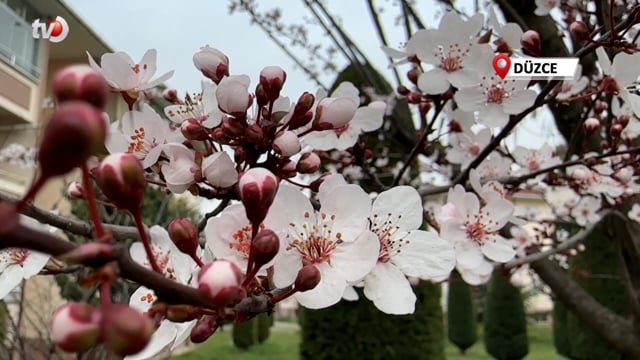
[32,16,69,43]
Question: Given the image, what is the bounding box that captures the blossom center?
[436,43,470,73]
[231,223,265,258]
[526,156,541,171]
[150,244,176,281]
[3,248,29,266]
[286,211,341,265]
[467,144,480,156]
[127,127,158,156]
[370,213,408,263]
[464,220,487,245]
[486,86,507,104]
[138,291,156,304]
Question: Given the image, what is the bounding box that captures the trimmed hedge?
[552,299,571,358]
[483,271,528,360]
[299,282,445,360]
[447,270,478,354]
[256,312,272,343]
[232,317,257,349]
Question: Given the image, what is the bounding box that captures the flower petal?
[330,230,379,282]
[294,262,347,309]
[481,236,516,262]
[320,185,371,242]
[393,230,456,280]
[364,262,416,315]
[372,186,423,231]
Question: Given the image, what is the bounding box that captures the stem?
[81,164,106,238]
[100,280,111,308]
[190,253,205,268]
[269,287,297,304]
[132,211,162,274]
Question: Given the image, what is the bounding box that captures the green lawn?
[172,323,561,360]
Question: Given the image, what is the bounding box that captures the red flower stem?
[269,287,297,304]
[81,164,106,238]
[190,253,205,268]
[132,211,162,274]
[100,279,111,308]
[244,224,260,278]
[14,175,46,213]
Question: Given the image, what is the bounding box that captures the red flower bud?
[520,30,541,57]
[96,153,146,212]
[296,152,321,174]
[287,111,314,131]
[222,117,246,138]
[38,101,106,177]
[611,123,623,137]
[52,65,109,109]
[251,229,280,270]
[50,302,100,353]
[255,83,269,107]
[67,181,84,198]
[168,218,199,256]
[295,265,321,292]
[181,118,209,141]
[294,92,315,115]
[61,242,115,264]
[101,304,155,357]
[583,117,600,135]
[273,131,301,157]
[238,167,279,225]
[569,21,590,41]
[197,260,246,308]
[162,88,179,103]
[190,315,218,343]
[309,173,331,192]
[259,66,287,102]
[313,97,357,130]
[245,124,264,144]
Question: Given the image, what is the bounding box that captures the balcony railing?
[0,1,40,79]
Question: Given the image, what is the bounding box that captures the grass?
[172,323,561,360]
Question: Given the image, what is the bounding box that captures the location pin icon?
[492,54,511,79]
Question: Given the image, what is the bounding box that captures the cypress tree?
[552,299,572,358]
[566,226,628,360]
[232,317,257,349]
[299,282,445,360]
[483,270,529,360]
[447,270,478,354]
[256,312,272,343]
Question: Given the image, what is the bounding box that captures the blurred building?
[0,1,122,359]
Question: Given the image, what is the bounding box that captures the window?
[0,0,40,78]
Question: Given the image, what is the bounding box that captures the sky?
[63,0,564,148]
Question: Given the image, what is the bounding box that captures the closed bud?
[67,181,84,198]
[407,68,420,85]
[52,65,109,109]
[96,153,146,212]
[280,160,298,178]
[50,302,100,353]
[251,229,280,270]
[166,305,201,322]
[190,315,218,343]
[294,92,315,115]
[569,21,590,41]
[162,88,179,103]
[312,97,357,130]
[295,265,321,292]
[239,167,279,225]
[520,30,541,57]
[38,101,106,177]
[287,111,314,131]
[102,304,155,357]
[168,218,199,256]
[216,75,253,116]
[397,85,410,96]
[181,118,209,141]
[583,117,600,135]
[617,114,630,128]
[593,101,608,114]
[245,123,264,144]
[273,131,301,157]
[296,152,321,174]
[193,45,229,83]
[221,117,245,138]
[197,260,246,308]
[611,123,623,137]
[255,83,269,107]
[260,66,287,102]
[61,242,115,264]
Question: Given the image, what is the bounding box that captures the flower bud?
[520,30,541,57]
[101,304,155,357]
[397,85,410,96]
[193,45,229,83]
[294,92,315,115]
[295,265,321,292]
[166,305,201,322]
[280,160,297,178]
[251,229,280,270]
[287,111,314,131]
[312,97,358,130]
[38,101,106,177]
[239,168,279,225]
[245,123,264,144]
[168,218,199,256]
[407,68,420,85]
[296,152,321,174]
[260,66,286,102]
[611,123,623,137]
[309,172,331,192]
[96,153,146,212]
[221,117,245,138]
[67,181,84,198]
[197,259,246,308]
[181,118,209,141]
[617,114,630,128]
[583,117,600,135]
[273,131,301,157]
[61,242,115,264]
[216,75,252,116]
[162,88,179,103]
[52,65,109,109]
[202,152,238,188]
[50,302,100,353]
[593,101,608,114]
[570,21,590,41]
[190,316,218,343]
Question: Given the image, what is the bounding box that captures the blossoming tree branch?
[1,1,640,358]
